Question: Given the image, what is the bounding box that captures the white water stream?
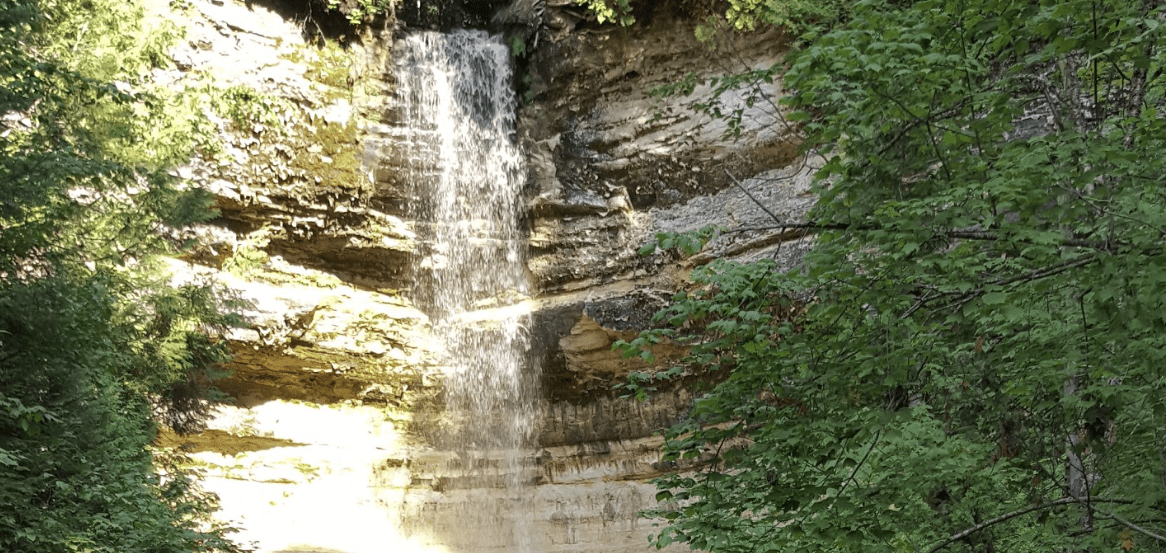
[394,29,537,551]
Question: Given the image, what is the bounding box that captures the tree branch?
[724,169,785,225]
[924,498,1137,553]
[1094,509,1166,544]
[721,222,1124,251]
[923,254,1102,316]
[833,431,880,501]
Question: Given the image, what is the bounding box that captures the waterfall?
[393,29,537,551]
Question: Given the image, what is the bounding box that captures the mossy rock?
[294,120,365,192]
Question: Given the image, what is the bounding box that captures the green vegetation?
[720,0,847,33]
[299,119,365,190]
[224,227,272,277]
[508,34,527,58]
[326,0,398,25]
[577,0,848,38]
[0,0,241,550]
[281,38,354,94]
[613,0,1166,551]
[217,85,296,137]
[575,0,635,26]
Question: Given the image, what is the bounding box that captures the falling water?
[393,30,537,551]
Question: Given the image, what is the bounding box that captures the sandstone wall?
[151,0,815,551]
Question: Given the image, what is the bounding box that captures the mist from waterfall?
[393,29,537,551]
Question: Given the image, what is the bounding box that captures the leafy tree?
[620,0,1166,551]
[1,0,239,549]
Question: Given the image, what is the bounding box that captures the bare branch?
[925,498,1137,553]
[724,169,784,225]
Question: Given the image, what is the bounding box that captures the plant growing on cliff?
[224,227,273,277]
[620,0,1166,551]
[1,0,240,549]
[218,85,296,136]
[574,0,636,25]
[577,0,848,37]
[326,0,399,25]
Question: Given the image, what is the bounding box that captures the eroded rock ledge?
[154,0,815,551]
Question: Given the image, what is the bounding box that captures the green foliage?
[624,0,1166,551]
[574,0,636,26]
[217,85,296,136]
[508,34,527,58]
[0,277,238,552]
[637,225,720,257]
[224,227,272,277]
[0,0,240,549]
[281,38,356,93]
[575,0,848,38]
[326,0,398,25]
[700,0,850,40]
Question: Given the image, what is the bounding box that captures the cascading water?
[393,30,538,551]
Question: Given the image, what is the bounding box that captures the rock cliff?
[152,0,816,551]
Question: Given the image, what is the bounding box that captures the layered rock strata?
[151,0,815,551]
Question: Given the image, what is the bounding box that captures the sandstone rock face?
[151,0,814,551]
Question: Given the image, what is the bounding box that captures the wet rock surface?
[153,0,815,551]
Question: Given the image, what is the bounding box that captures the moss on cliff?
[295,119,365,192]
